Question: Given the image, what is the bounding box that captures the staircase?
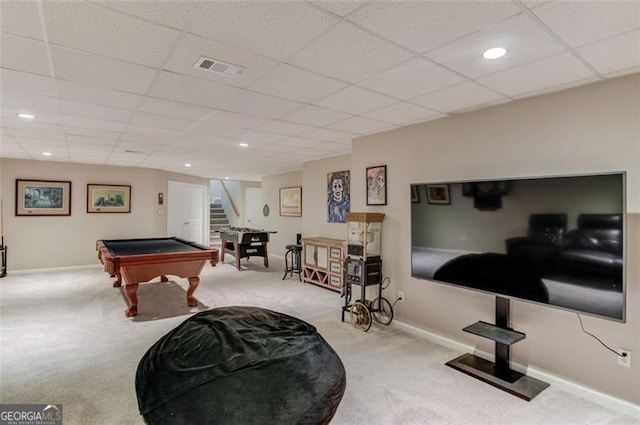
[210,202,229,247]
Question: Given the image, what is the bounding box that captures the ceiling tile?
[136,98,212,121]
[89,0,193,29]
[576,30,640,76]
[328,116,395,134]
[280,105,353,127]
[0,33,50,76]
[128,112,197,132]
[314,86,398,115]
[186,123,247,139]
[4,128,66,142]
[236,129,286,144]
[248,64,347,103]
[425,13,565,78]
[43,1,181,68]
[148,71,245,109]
[63,115,126,133]
[477,52,596,97]
[50,46,157,94]
[357,56,465,99]
[532,1,640,48]
[199,109,268,129]
[163,33,279,88]
[0,1,43,40]
[225,89,302,120]
[254,120,317,136]
[63,126,121,140]
[364,102,443,125]
[55,80,144,110]
[2,91,61,114]
[0,69,56,97]
[59,99,134,123]
[299,127,356,142]
[288,22,413,83]
[411,81,507,114]
[122,124,183,140]
[276,137,320,149]
[310,1,367,17]
[66,135,118,147]
[186,1,339,60]
[348,1,520,53]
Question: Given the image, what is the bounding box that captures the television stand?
[446,296,549,401]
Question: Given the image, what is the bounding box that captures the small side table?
[0,245,7,278]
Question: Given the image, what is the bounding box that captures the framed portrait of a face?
[366,165,387,206]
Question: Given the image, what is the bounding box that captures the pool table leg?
[187,277,199,307]
[125,283,139,317]
[112,272,122,288]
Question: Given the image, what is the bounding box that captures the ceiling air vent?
[193,56,245,77]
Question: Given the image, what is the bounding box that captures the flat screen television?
[411,172,625,322]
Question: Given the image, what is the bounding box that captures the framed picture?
[327,170,350,223]
[426,184,450,205]
[279,186,302,217]
[366,165,387,206]
[16,179,71,216]
[87,184,131,213]
[411,185,420,203]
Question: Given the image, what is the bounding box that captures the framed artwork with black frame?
[16,179,71,216]
[426,184,450,205]
[366,165,387,206]
[411,184,420,203]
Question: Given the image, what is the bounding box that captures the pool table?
[97,237,219,317]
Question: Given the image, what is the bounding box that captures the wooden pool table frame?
[97,238,219,317]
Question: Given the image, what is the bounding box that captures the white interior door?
[245,187,262,229]
[167,181,208,245]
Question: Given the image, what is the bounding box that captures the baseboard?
[392,320,640,419]
[10,264,102,275]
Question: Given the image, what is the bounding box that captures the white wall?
[1,159,210,270]
[261,171,303,256]
[348,74,640,404]
[302,154,351,240]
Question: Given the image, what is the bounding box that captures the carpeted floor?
[0,254,637,425]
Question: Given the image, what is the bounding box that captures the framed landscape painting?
[87,184,131,213]
[279,186,302,217]
[16,179,71,216]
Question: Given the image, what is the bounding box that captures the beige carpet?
[0,255,636,425]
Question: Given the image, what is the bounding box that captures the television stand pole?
[446,296,549,401]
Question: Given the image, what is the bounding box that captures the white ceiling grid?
[0,0,638,181]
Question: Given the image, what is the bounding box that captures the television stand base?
[446,353,549,401]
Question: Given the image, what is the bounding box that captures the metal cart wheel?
[372,297,394,325]
[350,301,372,332]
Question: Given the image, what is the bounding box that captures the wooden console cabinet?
[302,237,345,292]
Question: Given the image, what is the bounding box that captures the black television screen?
[411,172,625,321]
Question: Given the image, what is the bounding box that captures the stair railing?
[220,180,240,218]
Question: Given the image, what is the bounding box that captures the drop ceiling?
[1,1,638,181]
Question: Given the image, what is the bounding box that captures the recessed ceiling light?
[224,177,230,180]
[239,143,249,148]
[184,163,192,167]
[482,47,507,60]
[17,113,35,120]
[42,152,52,156]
